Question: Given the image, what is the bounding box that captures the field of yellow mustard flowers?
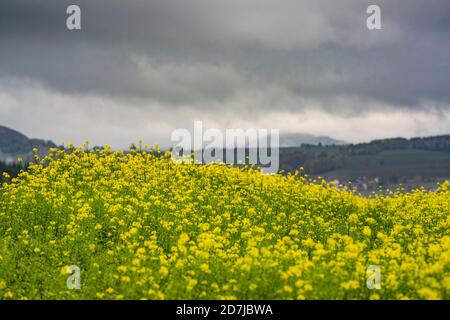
[0,146,449,300]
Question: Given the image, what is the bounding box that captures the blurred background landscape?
[2,125,450,195]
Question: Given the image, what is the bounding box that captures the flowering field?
[0,146,449,300]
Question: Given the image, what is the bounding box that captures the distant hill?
[279,133,346,147]
[278,134,450,192]
[0,126,56,163]
[346,135,450,155]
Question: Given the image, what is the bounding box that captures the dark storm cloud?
[0,0,449,113]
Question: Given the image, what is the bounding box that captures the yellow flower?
[302,238,315,247]
[200,263,210,273]
[132,259,140,266]
[362,226,372,237]
[348,213,359,224]
[117,266,127,273]
[186,278,198,291]
[418,288,440,300]
[60,266,71,275]
[283,285,293,293]
[178,233,189,246]
[159,266,169,277]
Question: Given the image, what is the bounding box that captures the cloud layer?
[0,0,449,147]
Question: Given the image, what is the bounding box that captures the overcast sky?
[1,0,449,148]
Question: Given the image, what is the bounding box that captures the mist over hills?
[0,126,56,163]
[280,133,346,147]
[0,126,347,162]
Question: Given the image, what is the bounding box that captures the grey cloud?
[0,0,449,114]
